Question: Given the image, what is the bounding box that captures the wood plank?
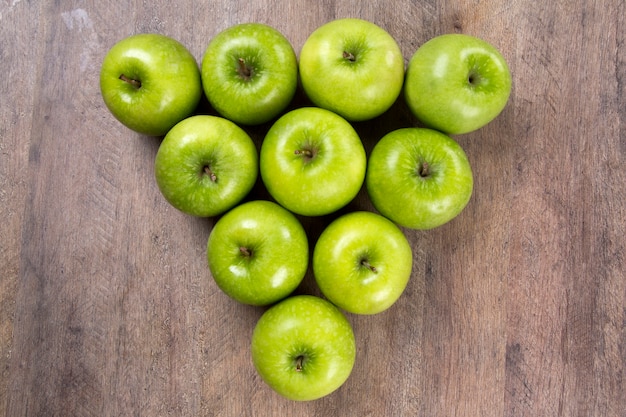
[0,1,44,413]
[505,1,626,415]
[1,0,624,416]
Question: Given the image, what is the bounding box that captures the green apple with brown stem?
[251,295,356,401]
[154,115,258,217]
[100,33,202,136]
[201,23,298,125]
[404,34,512,135]
[206,200,308,306]
[299,18,405,122]
[366,127,473,229]
[313,211,413,314]
[259,107,366,217]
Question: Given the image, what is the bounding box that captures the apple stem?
[343,51,356,62]
[239,247,252,257]
[237,58,253,79]
[203,166,218,182]
[361,260,378,273]
[119,74,141,89]
[468,71,481,86]
[294,149,314,158]
[295,355,304,372]
[419,162,430,178]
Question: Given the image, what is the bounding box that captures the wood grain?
[0,0,43,413]
[1,0,624,416]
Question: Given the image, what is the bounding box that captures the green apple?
[313,211,413,315]
[366,128,473,230]
[100,33,202,136]
[259,107,366,217]
[251,295,356,401]
[206,200,308,306]
[404,34,512,135]
[154,115,258,217]
[299,18,405,122]
[201,23,298,125]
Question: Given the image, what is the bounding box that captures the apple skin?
[313,211,413,315]
[201,23,298,125]
[260,107,366,217]
[206,200,309,306]
[251,295,356,401]
[154,115,258,217]
[100,33,202,136]
[299,18,405,122]
[404,34,512,135]
[366,128,473,230]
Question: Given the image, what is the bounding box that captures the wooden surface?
[1,1,625,416]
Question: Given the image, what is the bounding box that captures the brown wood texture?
[1,1,624,416]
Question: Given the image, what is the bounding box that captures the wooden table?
[1,1,624,416]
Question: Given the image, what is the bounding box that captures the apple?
[259,107,366,217]
[154,115,258,217]
[404,33,512,135]
[201,23,298,125]
[366,127,473,230]
[313,211,413,315]
[100,33,202,136]
[206,200,308,306]
[299,18,405,122]
[251,295,356,401]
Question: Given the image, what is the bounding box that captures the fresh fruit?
[299,18,405,122]
[100,33,202,136]
[98,23,514,404]
[201,23,298,125]
[154,115,258,217]
[366,127,473,229]
[206,200,308,306]
[313,211,413,314]
[251,295,356,401]
[404,34,512,135]
[260,107,366,216]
